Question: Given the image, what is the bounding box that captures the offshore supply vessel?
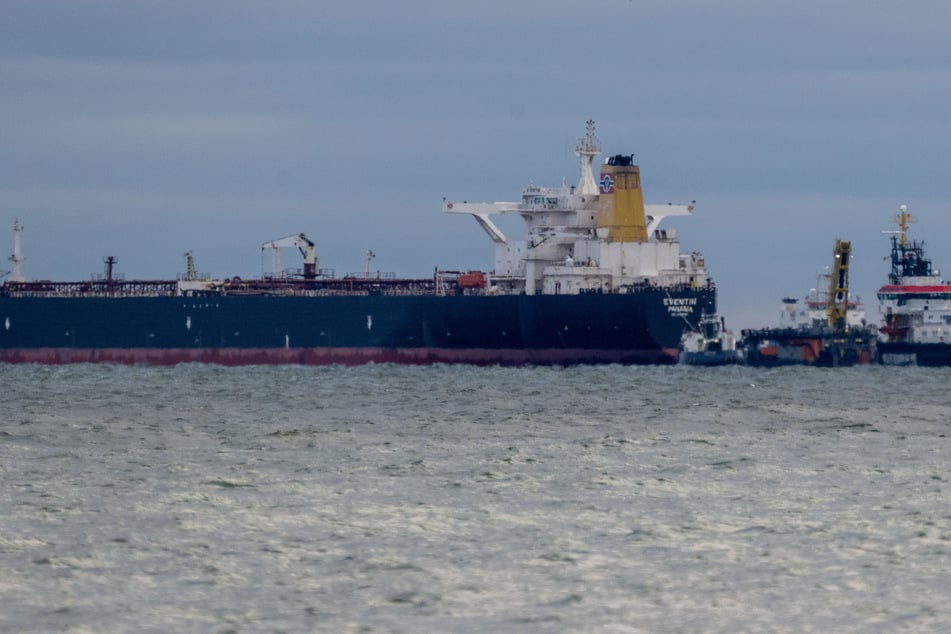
[0,122,715,366]
[739,239,877,367]
[877,206,951,366]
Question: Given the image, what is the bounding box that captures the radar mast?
[575,119,602,196]
[8,219,24,282]
[892,204,916,247]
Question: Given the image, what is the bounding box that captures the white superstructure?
[442,121,709,296]
[778,282,867,329]
[878,205,951,344]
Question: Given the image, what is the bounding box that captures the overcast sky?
[3,0,951,327]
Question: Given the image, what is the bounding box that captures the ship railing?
[0,279,180,297]
[91,272,126,282]
[0,276,715,298]
[177,272,212,281]
[740,324,877,339]
[218,287,446,297]
[614,279,716,294]
[261,267,336,281]
[264,268,297,280]
[213,276,445,297]
[420,277,715,297]
[344,271,397,280]
[287,289,428,297]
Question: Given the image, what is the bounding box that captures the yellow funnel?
[598,155,648,243]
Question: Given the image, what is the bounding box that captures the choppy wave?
[2,364,950,632]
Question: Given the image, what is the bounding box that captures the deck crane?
[262,233,318,279]
[827,239,851,329]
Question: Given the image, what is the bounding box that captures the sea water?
[1,363,950,633]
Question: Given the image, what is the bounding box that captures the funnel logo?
[599,173,614,194]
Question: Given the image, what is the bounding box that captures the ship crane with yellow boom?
[739,238,877,367]
[827,239,852,330]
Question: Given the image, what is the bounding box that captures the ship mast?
[892,204,916,247]
[575,119,602,196]
[184,250,198,281]
[364,250,376,278]
[8,219,25,282]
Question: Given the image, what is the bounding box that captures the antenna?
[574,119,602,196]
[8,219,25,282]
[184,250,198,281]
[364,250,376,277]
[103,256,118,283]
[891,204,916,247]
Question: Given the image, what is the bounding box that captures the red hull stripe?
[0,347,680,366]
[878,285,951,293]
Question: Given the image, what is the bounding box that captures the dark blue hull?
[739,327,877,367]
[0,288,715,365]
[877,342,951,366]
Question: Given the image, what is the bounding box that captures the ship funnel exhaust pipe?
[599,154,648,243]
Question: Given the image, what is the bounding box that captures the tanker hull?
[0,288,714,366]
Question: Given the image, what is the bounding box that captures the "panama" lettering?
[663,296,697,316]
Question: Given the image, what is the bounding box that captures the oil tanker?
[0,122,716,366]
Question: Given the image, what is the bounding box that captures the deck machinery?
[740,239,876,367]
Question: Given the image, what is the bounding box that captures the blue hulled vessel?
[1,122,715,366]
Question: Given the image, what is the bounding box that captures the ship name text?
[663,296,698,316]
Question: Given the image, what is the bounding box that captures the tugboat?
[740,239,877,367]
[877,206,951,366]
[680,312,738,366]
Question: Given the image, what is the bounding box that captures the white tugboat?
[680,312,738,366]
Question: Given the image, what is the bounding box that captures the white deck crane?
[262,233,318,279]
